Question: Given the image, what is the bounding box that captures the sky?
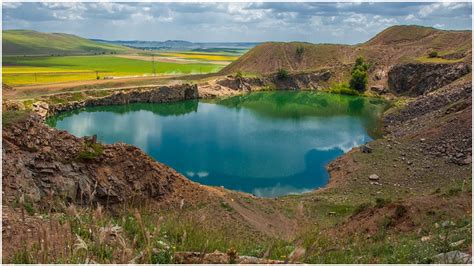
[2,2,472,44]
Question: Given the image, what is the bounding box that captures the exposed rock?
[32,101,49,119]
[370,85,388,95]
[270,70,332,90]
[433,251,472,264]
[360,145,373,153]
[27,84,199,119]
[420,235,432,242]
[384,80,472,165]
[368,174,380,181]
[387,62,471,96]
[2,114,202,209]
[450,239,465,247]
[173,251,287,264]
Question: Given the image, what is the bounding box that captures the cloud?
[2,2,471,43]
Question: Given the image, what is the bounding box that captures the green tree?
[349,56,369,92]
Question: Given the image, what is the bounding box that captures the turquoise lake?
[47,91,387,197]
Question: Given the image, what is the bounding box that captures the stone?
[433,251,472,264]
[421,235,432,242]
[450,239,465,247]
[441,220,456,228]
[368,174,380,181]
[360,145,373,153]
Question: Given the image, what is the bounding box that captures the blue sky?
[2,2,472,44]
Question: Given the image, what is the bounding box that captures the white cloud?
[2,2,471,43]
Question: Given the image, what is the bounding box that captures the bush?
[428,51,438,58]
[296,46,304,57]
[276,68,289,80]
[349,56,369,92]
[328,83,360,96]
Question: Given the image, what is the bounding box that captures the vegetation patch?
[2,110,29,128]
[327,83,360,96]
[76,139,104,161]
[276,68,289,80]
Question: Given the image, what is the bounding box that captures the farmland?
[2,54,227,85]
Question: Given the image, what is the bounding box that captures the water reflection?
[47,91,387,197]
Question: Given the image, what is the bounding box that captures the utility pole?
[152,54,156,76]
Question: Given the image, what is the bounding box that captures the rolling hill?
[3,30,134,56]
[220,25,472,75]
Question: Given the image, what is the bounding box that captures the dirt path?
[4,75,182,99]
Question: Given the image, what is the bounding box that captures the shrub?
[328,83,360,96]
[296,46,304,57]
[428,51,438,58]
[349,56,369,92]
[276,68,289,80]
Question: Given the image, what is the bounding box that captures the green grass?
[416,56,464,64]
[3,29,132,56]
[3,55,224,85]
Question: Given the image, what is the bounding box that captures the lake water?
[47,91,387,197]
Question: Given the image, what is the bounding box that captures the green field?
[3,55,224,85]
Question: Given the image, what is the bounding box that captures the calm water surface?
[47,91,387,197]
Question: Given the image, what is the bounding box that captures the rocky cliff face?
[387,62,471,96]
[45,84,198,118]
[2,114,203,209]
[215,70,332,91]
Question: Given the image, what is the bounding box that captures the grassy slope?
[220,25,472,75]
[3,30,133,55]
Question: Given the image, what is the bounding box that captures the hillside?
[220,25,472,76]
[2,30,134,56]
